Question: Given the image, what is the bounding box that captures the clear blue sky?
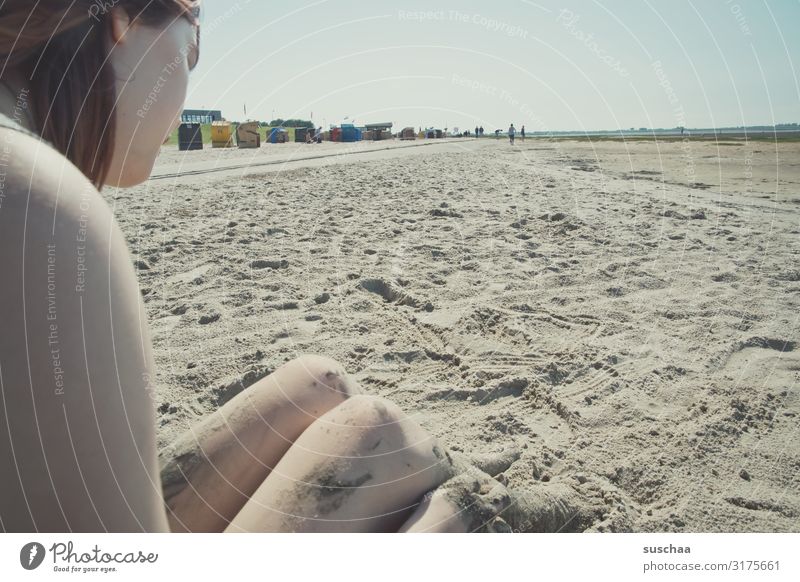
[187,0,799,131]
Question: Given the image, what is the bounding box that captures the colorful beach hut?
[269,127,289,143]
[211,120,234,148]
[340,123,362,142]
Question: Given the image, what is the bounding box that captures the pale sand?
[108,137,800,532]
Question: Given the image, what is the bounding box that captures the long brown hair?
[0,0,199,188]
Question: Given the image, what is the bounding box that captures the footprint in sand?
[198,312,220,324]
[359,278,432,311]
[250,258,289,270]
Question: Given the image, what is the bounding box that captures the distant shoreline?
[526,130,800,141]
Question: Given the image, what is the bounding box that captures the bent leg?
[159,354,362,532]
[225,395,458,532]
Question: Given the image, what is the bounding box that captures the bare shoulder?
[0,128,133,304]
[0,128,136,326]
[0,126,111,233]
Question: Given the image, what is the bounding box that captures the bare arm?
[0,130,169,532]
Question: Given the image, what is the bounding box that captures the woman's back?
[0,119,169,531]
[0,0,203,531]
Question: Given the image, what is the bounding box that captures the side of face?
[106,8,197,187]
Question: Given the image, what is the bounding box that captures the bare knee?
[325,395,456,481]
[283,354,363,402]
[331,394,403,428]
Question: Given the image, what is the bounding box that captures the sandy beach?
[108,137,800,532]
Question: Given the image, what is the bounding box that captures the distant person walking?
[479,126,484,136]
[520,125,525,141]
[495,129,501,139]
[313,126,323,143]
[475,126,479,138]
[508,123,516,145]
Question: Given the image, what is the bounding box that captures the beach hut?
[364,122,393,141]
[341,123,361,142]
[211,120,234,148]
[268,127,288,143]
[400,127,416,140]
[264,126,287,141]
[236,121,261,148]
[294,128,310,142]
[178,122,203,150]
